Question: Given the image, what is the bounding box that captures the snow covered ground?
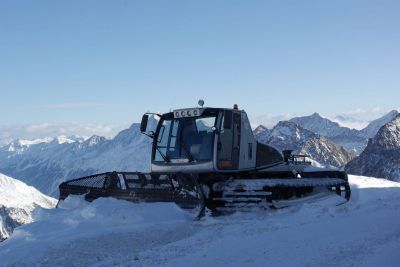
[1,175,400,267]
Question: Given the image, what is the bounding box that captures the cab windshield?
[154,114,217,162]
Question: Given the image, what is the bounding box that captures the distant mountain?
[255,121,354,167]
[253,125,270,142]
[346,114,400,181]
[253,125,268,135]
[290,113,354,137]
[290,113,367,153]
[0,172,56,241]
[360,110,399,138]
[1,136,86,155]
[0,122,154,197]
[261,121,314,151]
[289,111,399,154]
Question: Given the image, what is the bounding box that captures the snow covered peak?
[55,135,77,144]
[253,125,271,143]
[368,114,400,150]
[310,112,322,118]
[253,125,268,135]
[0,173,56,241]
[290,113,346,137]
[1,135,83,155]
[361,110,399,138]
[84,135,106,147]
[262,121,313,152]
[17,137,54,146]
[269,121,314,142]
[2,137,54,154]
[0,173,55,208]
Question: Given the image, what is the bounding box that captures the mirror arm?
[145,113,162,117]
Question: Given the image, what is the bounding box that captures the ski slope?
[1,175,400,267]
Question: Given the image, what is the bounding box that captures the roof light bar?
[173,108,203,118]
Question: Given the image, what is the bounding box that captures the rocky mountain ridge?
[288,111,399,153]
[346,114,400,181]
[255,121,354,167]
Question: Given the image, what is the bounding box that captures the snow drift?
[1,175,400,266]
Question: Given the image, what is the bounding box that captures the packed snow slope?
[1,175,399,267]
[0,173,56,241]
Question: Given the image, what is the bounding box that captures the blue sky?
[0,1,399,135]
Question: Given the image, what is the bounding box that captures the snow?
[0,174,55,208]
[17,137,54,147]
[0,197,191,266]
[0,173,57,241]
[1,175,400,266]
[360,110,399,138]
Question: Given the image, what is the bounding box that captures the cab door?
[217,110,241,170]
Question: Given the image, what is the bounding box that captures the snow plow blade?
[57,171,205,218]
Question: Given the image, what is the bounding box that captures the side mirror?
[140,114,149,133]
[223,110,233,129]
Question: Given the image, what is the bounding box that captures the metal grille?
[66,173,108,188]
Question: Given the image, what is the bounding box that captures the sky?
[0,0,399,139]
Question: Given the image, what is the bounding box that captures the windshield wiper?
[153,144,170,162]
[178,125,196,162]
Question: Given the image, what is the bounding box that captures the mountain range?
[0,123,153,196]
[289,110,399,153]
[254,121,354,167]
[0,110,399,198]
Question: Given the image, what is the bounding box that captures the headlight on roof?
[173,108,203,118]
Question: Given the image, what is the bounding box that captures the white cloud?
[330,107,398,130]
[26,123,52,133]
